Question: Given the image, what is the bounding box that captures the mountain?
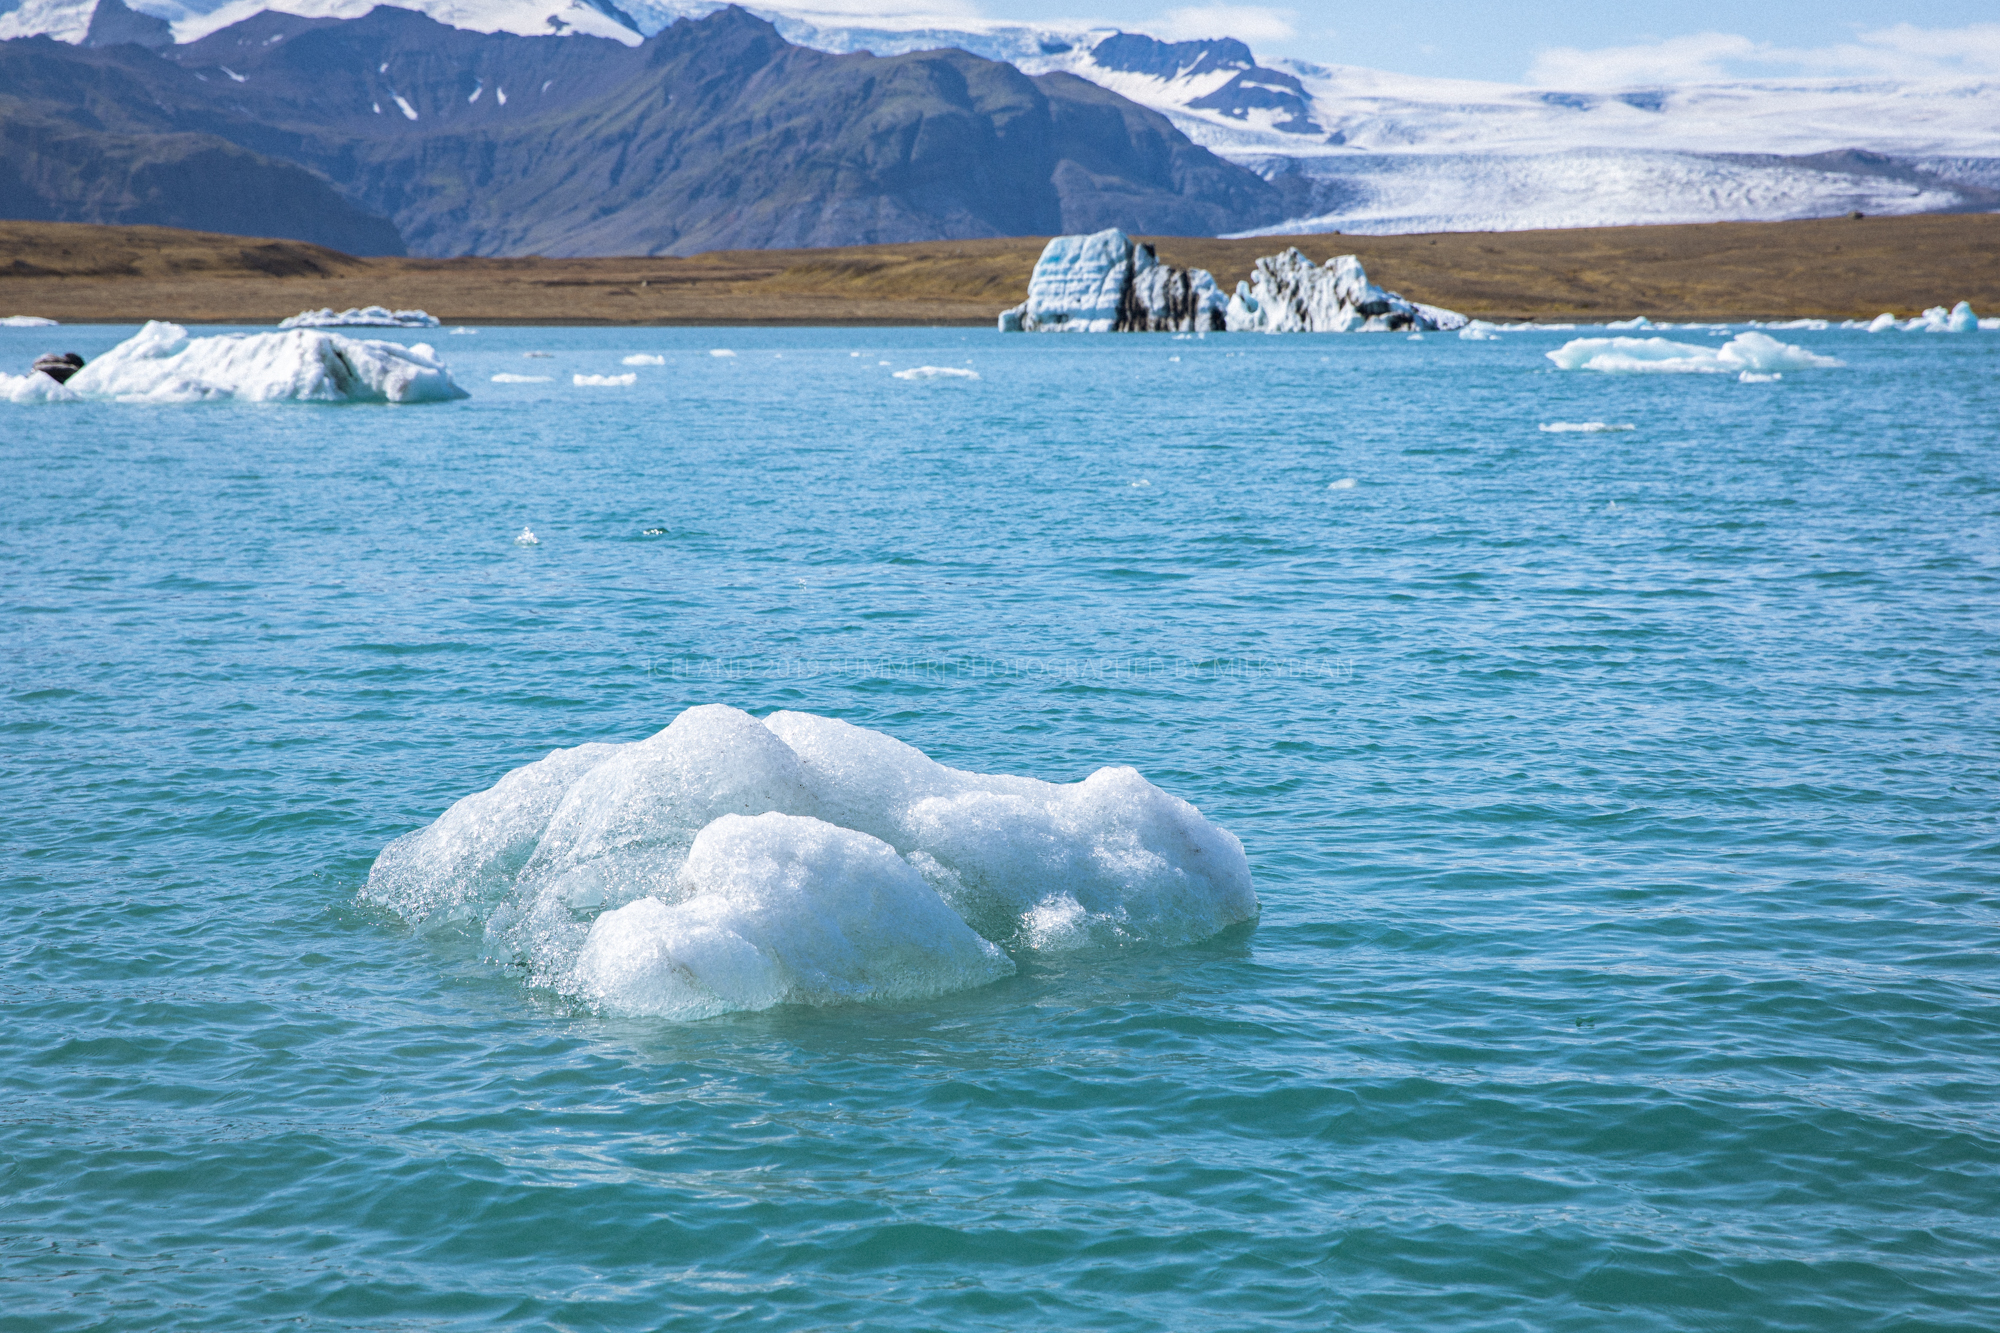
[0,5,1301,254]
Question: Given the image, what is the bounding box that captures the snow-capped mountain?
[6,0,1998,234]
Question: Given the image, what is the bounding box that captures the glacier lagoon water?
[4,322,1997,1331]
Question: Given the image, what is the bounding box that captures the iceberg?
[1458,320,1501,341]
[56,321,467,403]
[1546,331,1843,374]
[279,305,441,329]
[1224,250,1466,333]
[1,315,58,327]
[621,354,666,366]
[364,705,1258,1019]
[999,228,1227,333]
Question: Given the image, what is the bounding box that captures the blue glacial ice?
[999,228,1228,333]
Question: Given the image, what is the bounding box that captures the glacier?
[280,305,442,329]
[363,705,1258,1019]
[1225,249,1466,333]
[1547,331,1844,374]
[38,321,469,402]
[999,229,1227,333]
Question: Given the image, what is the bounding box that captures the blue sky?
[860,1,2000,82]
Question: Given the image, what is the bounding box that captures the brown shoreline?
[3,214,1997,326]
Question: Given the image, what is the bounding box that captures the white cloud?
[1150,5,1296,45]
[1528,23,2000,88]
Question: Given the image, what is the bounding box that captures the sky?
[791,1,2000,83]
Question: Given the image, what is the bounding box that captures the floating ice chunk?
[1458,320,1501,341]
[280,306,440,329]
[450,327,478,335]
[573,813,1015,1020]
[621,354,666,366]
[491,373,551,383]
[1328,477,1357,489]
[1605,316,1655,329]
[1539,422,1636,432]
[1737,371,1782,383]
[1946,301,1978,333]
[893,366,980,380]
[364,706,1256,1018]
[709,349,736,358]
[1,315,58,327]
[1983,318,2000,331]
[1546,331,1842,374]
[1499,322,1577,331]
[515,527,539,545]
[1226,250,1465,333]
[61,321,467,403]
[0,370,80,403]
[1863,313,1899,331]
[999,228,1226,334]
[574,373,636,386]
[1753,318,1829,330]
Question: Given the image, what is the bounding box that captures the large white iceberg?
[1224,249,1467,333]
[999,228,1227,333]
[364,705,1258,1019]
[52,321,468,403]
[280,305,441,329]
[1546,331,1843,374]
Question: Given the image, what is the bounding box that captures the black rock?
[32,352,85,383]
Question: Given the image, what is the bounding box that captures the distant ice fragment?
[1,315,58,327]
[1946,301,1978,333]
[574,373,636,386]
[515,527,539,545]
[893,366,980,380]
[364,706,1257,1019]
[450,327,478,335]
[1458,320,1501,340]
[491,373,550,383]
[1546,331,1842,374]
[1328,477,1357,489]
[1738,371,1782,382]
[1605,316,1655,329]
[58,321,466,403]
[1540,422,1636,433]
[281,306,440,329]
[621,354,666,366]
[1864,313,1898,332]
[709,349,736,358]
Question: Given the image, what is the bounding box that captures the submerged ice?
[365,706,1257,1019]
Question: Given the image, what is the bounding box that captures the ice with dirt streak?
[365,705,1258,1019]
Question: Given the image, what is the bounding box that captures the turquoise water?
[4,323,1997,1331]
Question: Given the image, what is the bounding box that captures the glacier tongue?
[999,228,1227,333]
[1224,249,1466,333]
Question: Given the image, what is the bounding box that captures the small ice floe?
[515,527,539,545]
[490,373,551,383]
[709,349,736,358]
[1129,478,1152,488]
[621,354,665,366]
[280,306,440,329]
[1738,371,1782,383]
[450,327,478,335]
[522,351,553,359]
[1540,422,1637,433]
[893,366,980,380]
[574,372,636,386]
[11,321,466,403]
[1753,318,1830,330]
[878,360,892,366]
[1458,320,1501,341]
[1328,477,1357,490]
[1169,355,1181,362]
[1406,332,1424,341]
[1605,316,1655,329]
[1547,331,1841,375]
[1,315,58,327]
